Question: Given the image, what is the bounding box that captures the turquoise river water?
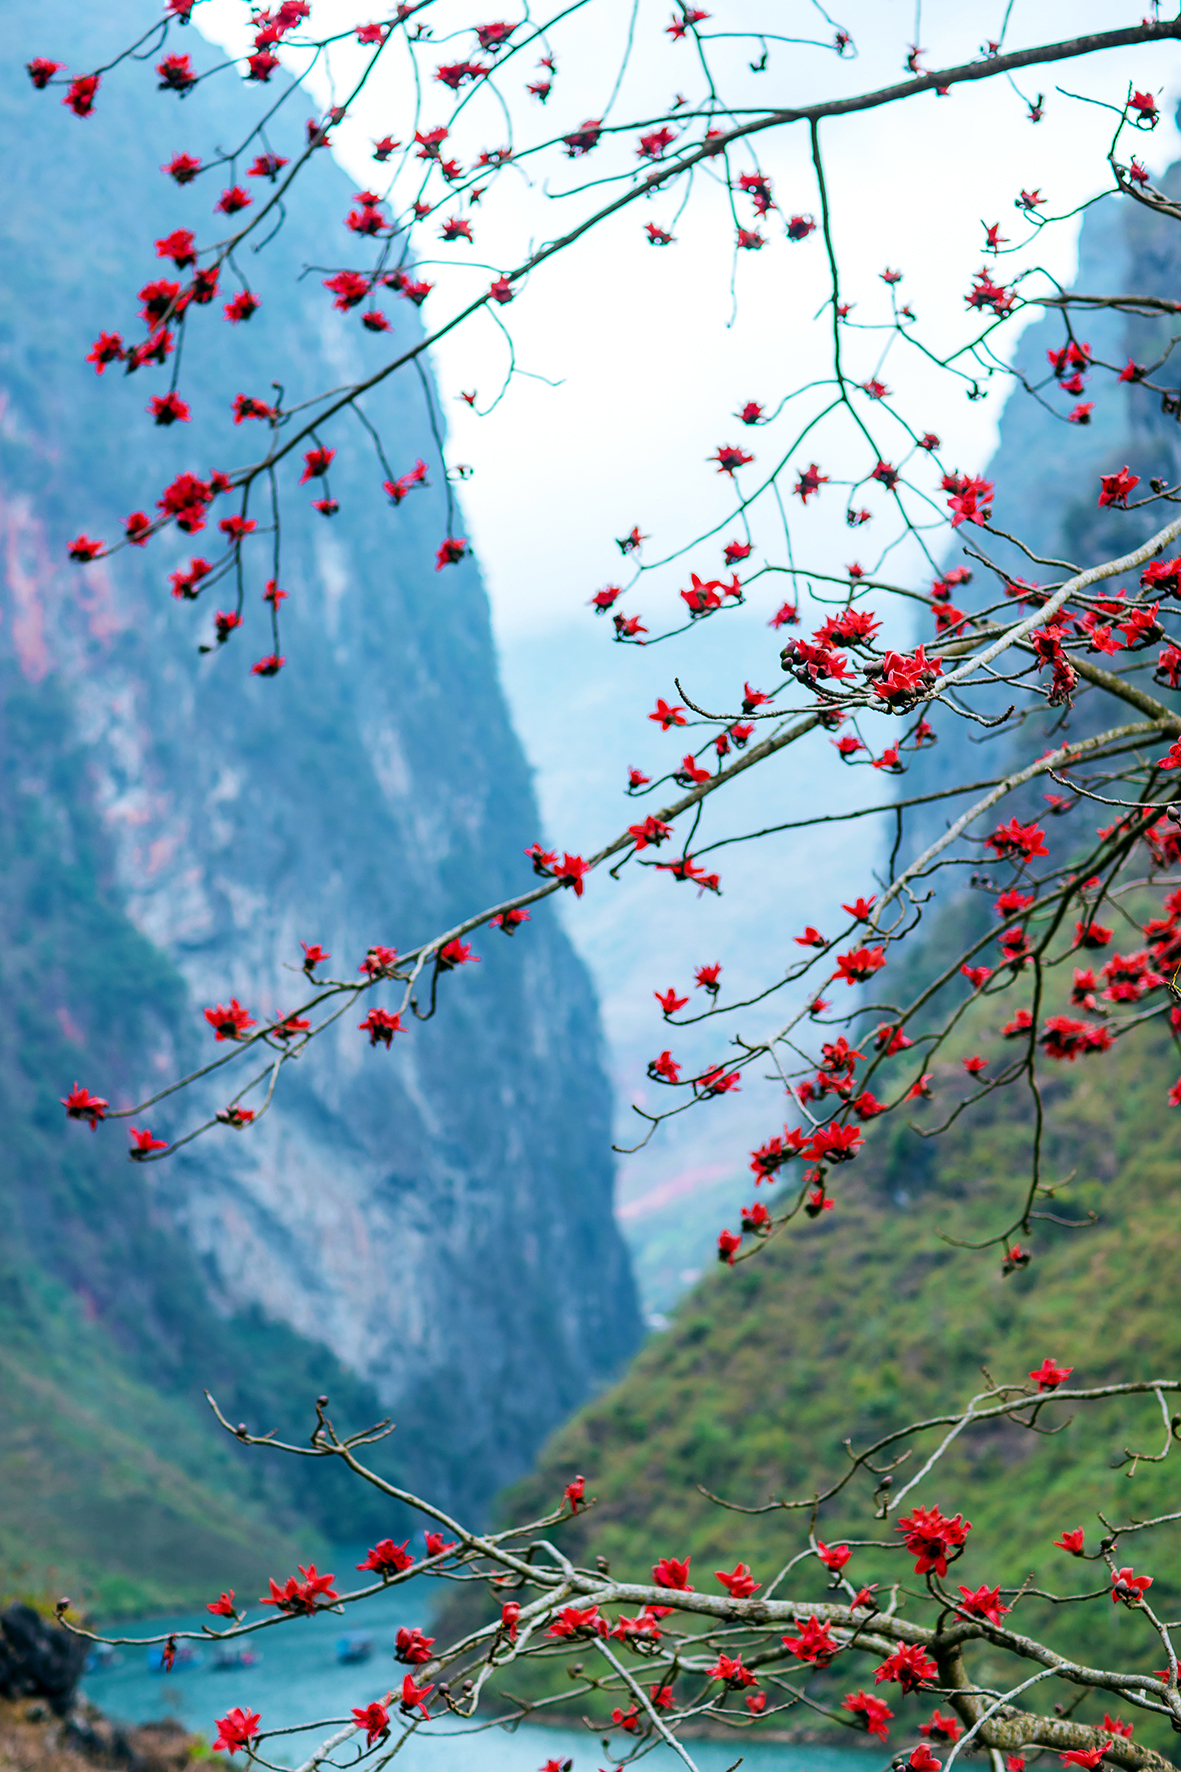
[80,1587,871,1772]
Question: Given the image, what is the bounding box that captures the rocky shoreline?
[0,1605,199,1772]
[0,1697,199,1772]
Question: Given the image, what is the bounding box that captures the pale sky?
[194,0,1181,1306]
[194,0,1181,628]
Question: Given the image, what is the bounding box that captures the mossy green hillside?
[472,987,1181,1741]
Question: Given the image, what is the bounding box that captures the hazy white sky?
[194,1,1181,639]
[196,0,1181,1305]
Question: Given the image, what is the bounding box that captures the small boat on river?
[212,1646,262,1671]
[335,1633,374,1664]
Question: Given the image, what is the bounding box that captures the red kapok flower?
[357,1538,414,1576]
[920,1709,963,1743]
[715,1562,760,1598]
[204,999,256,1041]
[260,1565,338,1615]
[213,1709,261,1755]
[1110,1567,1152,1606]
[652,1556,693,1590]
[399,1673,433,1718]
[27,59,64,89]
[436,536,468,568]
[783,1617,838,1667]
[896,1504,971,1576]
[394,1626,435,1665]
[1098,467,1140,509]
[351,1703,388,1747]
[359,1008,403,1047]
[129,1126,168,1158]
[842,1691,893,1740]
[957,1583,1010,1626]
[874,1643,937,1693]
[62,1084,109,1129]
[63,74,101,116]
[1029,1357,1073,1391]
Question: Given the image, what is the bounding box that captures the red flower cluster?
[350,1702,389,1747]
[1040,1016,1113,1061]
[525,845,591,896]
[546,1604,607,1639]
[708,1652,757,1687]
[213,1708,261,1755]
[835,945,885,984]
[357,1538,414,1576]
[204,999,256,1041]
[896,1505,971,1576]
[783,1617,838,1666]
[965,269,1014,316]
[749,1127,808,1180]
[875,1642,938,1692]
[715,1562,760,1597]
[957,1583,1010,1625]
[985,818,1048,863]
[383,459,428,504]
[62,1084,108,1129]
[871,646,942,707]
[1099,949,1164,1003]
[394,1625,435,1664]
[260,1564,339,1615]
[359,1008,403,1047]
[781,637,850,684]
[843,1690,894,1739]
[158,469,230,534]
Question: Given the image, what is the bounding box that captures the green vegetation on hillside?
[0,1340,311,1619]
[463,964,1181,1743]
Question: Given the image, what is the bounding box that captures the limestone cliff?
[0,0,641,1578]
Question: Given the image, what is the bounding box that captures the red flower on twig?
[62,1085,108,1129]
[213,1708,261,1754]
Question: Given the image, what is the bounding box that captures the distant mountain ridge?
[0,0,640,1606]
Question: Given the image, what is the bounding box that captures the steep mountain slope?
[0,668,387,1611]
[0,0,640,1604]
[451,180,1181,1730]
[478,996,1181,1743]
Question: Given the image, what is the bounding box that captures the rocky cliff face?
[0,0,640,1538]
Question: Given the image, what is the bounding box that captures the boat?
[335,1633,374,1665]
[212,1646,262,1671]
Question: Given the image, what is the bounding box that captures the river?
[81,1589,871,1772]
